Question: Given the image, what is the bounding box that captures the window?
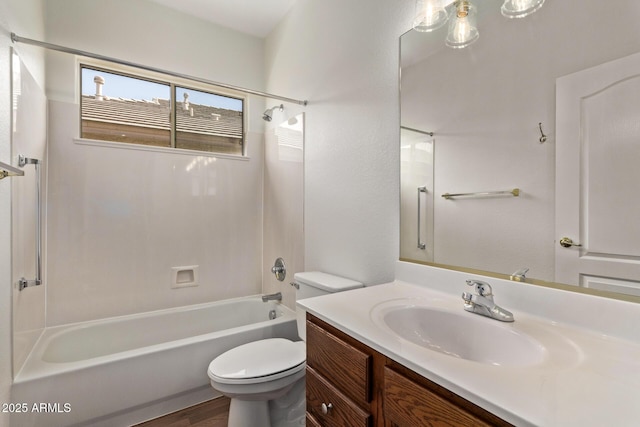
[80,65,245,156]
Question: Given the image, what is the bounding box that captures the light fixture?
[413,0,449,33]
[501,0,546,19]
[413,0,546,49]
[445,1,479,49]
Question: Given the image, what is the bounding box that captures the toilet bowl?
[207,271,363,427]
[208,338,305,426]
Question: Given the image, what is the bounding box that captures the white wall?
[401,0,640,281]
[44,0,265,106]
[265,0,415,286]
[0,0,46,423]
[0,28,11,424]
[43,0,269,325]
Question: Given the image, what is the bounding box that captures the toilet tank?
[294,271,363,341]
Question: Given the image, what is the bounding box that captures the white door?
[556,51,640,296]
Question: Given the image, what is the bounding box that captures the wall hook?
[538,122,547,143]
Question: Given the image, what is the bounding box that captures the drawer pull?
[321,402,333,415]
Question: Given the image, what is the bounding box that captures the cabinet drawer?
[306,319,371,405]
[307,366,371,427]
[306,413,322,427]
[384,366,492,427]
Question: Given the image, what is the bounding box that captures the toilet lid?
[208,338,305,384]
[294,271,363,292]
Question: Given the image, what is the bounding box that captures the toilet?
[207,271,363,427]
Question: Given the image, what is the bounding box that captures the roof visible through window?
[80,65,244,156]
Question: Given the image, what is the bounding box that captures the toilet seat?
[208,338,306,385]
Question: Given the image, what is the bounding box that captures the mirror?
[400,0,640,300]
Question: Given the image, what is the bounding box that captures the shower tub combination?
[11,295,299,427]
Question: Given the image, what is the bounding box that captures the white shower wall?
[43,0,268,325]
[46,102,265,325]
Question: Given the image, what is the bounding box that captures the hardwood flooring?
[134,397,230,427]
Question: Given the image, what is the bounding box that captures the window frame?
[77,58,248,159]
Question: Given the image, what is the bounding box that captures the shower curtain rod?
[11,33,308,106]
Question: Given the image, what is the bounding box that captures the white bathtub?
[11,295,299,427]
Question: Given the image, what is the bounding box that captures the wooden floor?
[134,397,230,427]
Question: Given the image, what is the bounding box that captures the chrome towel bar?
[18,155,43,291]
[417,186,427,250]
[442,188,520,200]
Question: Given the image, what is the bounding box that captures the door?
[556,51,640,296]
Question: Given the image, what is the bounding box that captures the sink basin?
[376,305,546,366]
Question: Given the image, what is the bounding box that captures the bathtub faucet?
[262,292,282,302]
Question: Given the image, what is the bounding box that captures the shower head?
[262,104,284,122]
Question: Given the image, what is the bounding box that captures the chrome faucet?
[510,267,529,282]
[462,280,514,322]
[261,292,282,302]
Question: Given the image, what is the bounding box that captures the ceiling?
[148,0,298,38]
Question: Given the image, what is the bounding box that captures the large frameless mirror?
[400,0,640,301]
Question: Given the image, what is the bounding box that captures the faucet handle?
[465,279,493,297]
[510,267,529,282]
[461,291,473,304]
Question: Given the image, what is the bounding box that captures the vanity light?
[501,0,546,18]
[445,1,479,49]
[413,0,449,32]
[413,0,545,48]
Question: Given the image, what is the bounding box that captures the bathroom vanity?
[305,313,510,426]
[298,261,640,427]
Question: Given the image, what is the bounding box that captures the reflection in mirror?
[400,0,640,300]
[400,127,434,263]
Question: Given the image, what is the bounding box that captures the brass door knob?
[559,237,581,248]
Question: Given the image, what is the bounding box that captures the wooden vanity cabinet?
[383,363,510,427]
[306,313,512,427]
[305,314,385,426]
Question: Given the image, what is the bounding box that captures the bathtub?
[11,295,299,427]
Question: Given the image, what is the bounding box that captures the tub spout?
[262,292,282,302]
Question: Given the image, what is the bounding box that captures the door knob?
[559,237,582,248]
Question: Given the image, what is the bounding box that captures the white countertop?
[297,263,640,427]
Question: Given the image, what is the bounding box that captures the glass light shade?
[501,0,545,18]
[413,0,449,32]
[445,1,479,49]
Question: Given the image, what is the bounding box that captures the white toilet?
[207,271,363,427]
